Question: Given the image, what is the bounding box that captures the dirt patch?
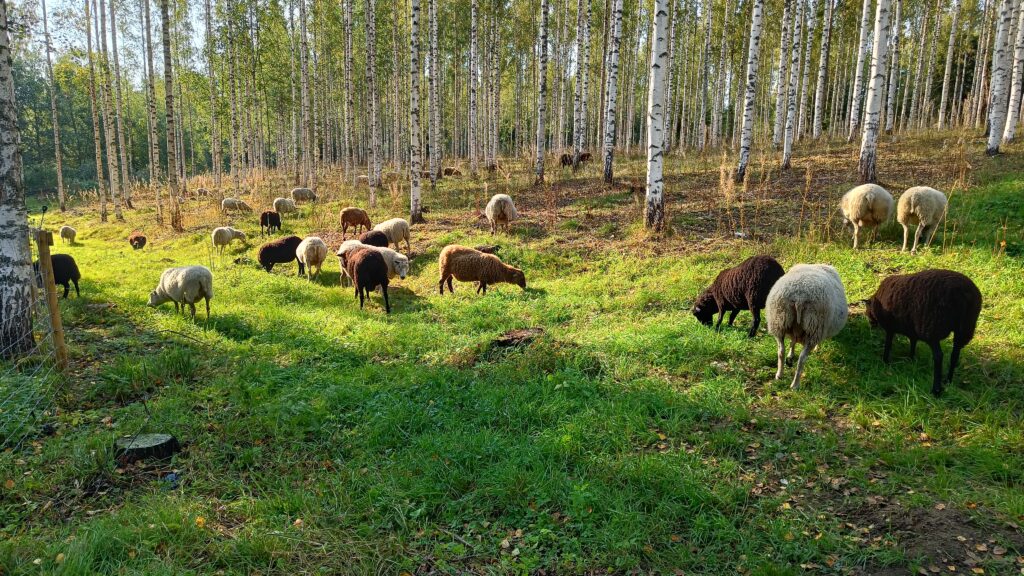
[491,327,545,348]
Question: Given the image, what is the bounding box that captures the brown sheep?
[693,255,785,337]
[128,231,147,250]
[438,244,526,295]
[340,207,372,238]
[358,230,390,247]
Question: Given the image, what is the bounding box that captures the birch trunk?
[298,0,312,188]
[40,0,64,211]
[908,11,928,129]
[773,0,793,147]
[987,0,1016,154]
[409,0,424,223]
[645,0,669,230]
[919,0,941,127]
[428,0,440,183]
[85,0,107,222]
[936,0,960,127]
[782,0,803,169]
[697,4,711,149]
[859,0,892,182]
[161,0,182,230]
[812,0,833,138]
[205,0,220,191]
[712,0,729,146]
[490,15,500,169]
[797,0,816,139]
[573,0,590,167]
[535,0,550,185]
[469,0,478,174]
[1001,0,1024,140]
[884,0,901,132]
[97,0,123,220]
[344,0,354,182]
[847,0,873,141]
[366,0,380,204]
[735,0,765,182]
[602,0,623,183]
[107,0,131,207]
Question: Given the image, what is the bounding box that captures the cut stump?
[114,433,181,463]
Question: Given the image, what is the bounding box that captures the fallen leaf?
[4,479,13,490]
[971,569,984,575]
[55,553,65,564]
[935,503,947,510]
[293,518,303,528]
[670,534,681,542]
[784,532,795,541]
[993,547,1006,556]
[500,538,510,549]
[976,544,988,552]
[195,516,206,528]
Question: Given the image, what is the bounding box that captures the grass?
[2,134,1024,575]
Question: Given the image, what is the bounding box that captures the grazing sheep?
[840,184,894,249]
[443,167,463,176]
[340,207,372,238]
[579,152,593,164]
[693,255,786,337]
[438,244,526,295]
[273,197,298,216]
[296,236,329,280]
[128,231,147,250]
[59,225,76,245]
[211,226,247,254]
[358,230,390,247]
[259,211,282,235]
[221,197,253,213]
[373,218,411,252]
[195,187,210,197]
[559,153,573,168]
[897,186,948,254]
[337,240,409,283]
[866,269,981,396]
[291,187,318,203]
[258,235,305,274]
[766,264,849,389]
[33,254,80,299]
[484,194,519,234]
[474,245,500,255]
[344,248,391,313]
[147,265,213,321]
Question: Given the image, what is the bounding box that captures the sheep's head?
[147,290,161,307]
[395,256,410,280]
[864,297,879,328]
[235,230,248,242]
[509,267,526,289]
[691,292,717,326]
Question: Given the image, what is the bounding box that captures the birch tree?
[205,0,221,191]
[366,0,380,204]
[97,0,123,220]
[782,0,804,169]
[343,0,354,182]
[298,0,313,188]
[797,0,817,138]
[859,0,892,182]
[410,0,424,223]
[602,0,623,183]
[85,0,107,222]
[735,0,765,182]
[161,0,182,230]
[773,0,793,148]
[884,0,901,132]
[107,0,131,207]
[986,0,1015,155]
[535,0,550,185]
[428,0,440,184]
[936,0,960,128]
[812,0,833,138]
[143,0,161,196]
[645,0,669,230]
[572,0,590,168]
[40,0,64,211]
[848,0,873,141]
[469,0,478,175]
[1001,0,1024,141]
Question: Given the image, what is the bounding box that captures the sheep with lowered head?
[221,197,253,214]
[273,197,298,216]
[337,240,409,285]
[340,207,372,238]
[373,218,411,252]
[259,211,281,236]
[438,244,526,295]
[34,254,81,299]
[897,186,948,254]
[357,230,390,247]
[59,225,76,245]
[485,194,519,234]
[128,231,147,250]
[840,184,894,249]
[693,255,785,337]
[147,265,214,321]
[291,187,318,203]
[258,235,304,273]
[296,236,329,280]
[343,247,391,313]
[766,264,849,389]
[211,226,247,254]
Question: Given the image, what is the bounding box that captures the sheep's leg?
[73,279,80,298]
[852,224,860,249]
[909,338,917,359]
[728,309,740,326]
[188,302,197,321]
[205,297,210,321]
[790,345,812,390]
[382,285,391,314]
[925,222,940,248]
[748,308,761,338]
[929,340,945,396]
[901,224,909,252]
[714,310,726,332]
[405,237,411,252]
[947,342,962,385]
[358,287,365,309]
[786,340,797,367]
[447,277,454,293]
[883,331,894,363]
[911,224,925,254]
[62,283,70,299]
[438,277,446,294]
[775,336,786,380]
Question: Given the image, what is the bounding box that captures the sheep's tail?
[505,199,519,221]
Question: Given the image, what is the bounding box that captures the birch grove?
[645,0,670,231]
[859,0,892,182]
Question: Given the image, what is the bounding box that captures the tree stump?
[114,434,180,463]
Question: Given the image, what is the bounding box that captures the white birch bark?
[469,0,478,174]
[96,0,123,220]
[428,0,440,183]
[573,0,590,167]
[602,0,623,183]
[987,0,1016,154]
[735,0,765,182]
[298,0,312,188]
[859,0,892,182]
[1002,0,1024,140]
[535,0,550,184]
[107,0,130,206]
[85,0,107,222]
[645,0,669,231]
[919,0,941,127]
[797,0,817,139]
[812,0,833,138]
[908,11,929,129]
[366,0,380,204]
[937,0,960,128]
[160,0,181,230]
[697,4,711,149]
[847,0,873,141]
[773,0,793,147]
[884,0,901,132]
[40,0,64,211]
[205,0,220,191]
[711,0,730,146]
[344,0,355,182]
[782,0,803,169]
[410,0,424,223]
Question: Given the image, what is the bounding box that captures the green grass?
[2,138,1024,574]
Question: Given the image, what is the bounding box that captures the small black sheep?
[258,235,304,274]
[260,210,282,236]
[357,230,390,247]
[692,255,785,337]
[866,269,982,396]
[128,231,147,250]
[34,254,81,299]
[344,247,390,313]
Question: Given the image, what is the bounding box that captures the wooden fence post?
[34,229,68,372]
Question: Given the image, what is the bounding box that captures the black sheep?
[559,153,573,168]
[34,254,81,299]
[866,269,982,396]
[357,230,390,247]
[128,231,147,250]
[260,211,282,236]
[258,235,304,274]
[344,248,390,313]
[692,255,785,337]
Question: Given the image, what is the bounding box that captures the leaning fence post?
[34,229,68,373]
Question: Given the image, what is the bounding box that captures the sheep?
[373,218,411,252]
[865,269,981,396]
[211,226,247,254]
[559,153,573,168]
[59,225,76,245]
[128,231,147,250]
[438,244,526,295]
[897,186,948,254]
[356,175,369,185]
[337,240,409,283]
[357,230,390,247]
[343,248,391,313]
[340,207,372,238]
[291,187,318,203]
[273,197,298,216]
[474,245,500,255]
[195,187,210,197]
[840,184,894,249]
[33,254,80,299]
[484,194,519,234]
[296,236,329,280]
[443,167,463,176]
[259,210,282,236]
[258,235,305,274]
[692,255,786,337]
[579,152,593,164]
[147,265,213,321]
[221,197,253,214]
[766,264,849,390]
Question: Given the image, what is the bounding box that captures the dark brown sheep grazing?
[866,269,982,396]
[443,167,462,176]
[34,254,81,299]
[258,235,304,274]
[344,248,390,313]
[474,245,500,255]
[128,231,147,250]
[692,255,785,337]
[260,211,282,236]
[578,152,593,164]
[357,230,390,247]
[559,153,573,168]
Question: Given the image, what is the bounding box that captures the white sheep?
[766,264,849,390]
[291,187,318,203]
[336,240,409,285]
[840,184,893,249]
[296,236,329,280]
[897,186,948,254]
[147,265,214,321]
[273,197,298,216]
[221,198,253,213]
[373,218,411,252]
[59,225,76,245]
[211,226,247,254]
[485,194,518,234]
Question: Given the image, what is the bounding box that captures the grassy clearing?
[2,135,1024,575]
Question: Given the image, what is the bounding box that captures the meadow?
[2,134,1024,575]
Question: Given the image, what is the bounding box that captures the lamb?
[865,269,981,396]
[343,247,391,313]
[438,244,526,295]
[897,186,948,254]
[147,265,213,321]
[373,217,411,252]
[296,236,329,280]
[357,230,390,247]
[443,167,463,176]
[258,235,305,274]
[840,184,894,249]
[128,231,147,250]
[337,240,409,283]
[291,187,318,203]
[33,254,80,299]
[273,197,298,216]
[340,207,372,238]
[766,264,849,389]
[221,197,253,213]
[484,194,519,234]
[211,226,247,254]
[692,255,786,337]
[259,210,281,235]
[59,225,76,245]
